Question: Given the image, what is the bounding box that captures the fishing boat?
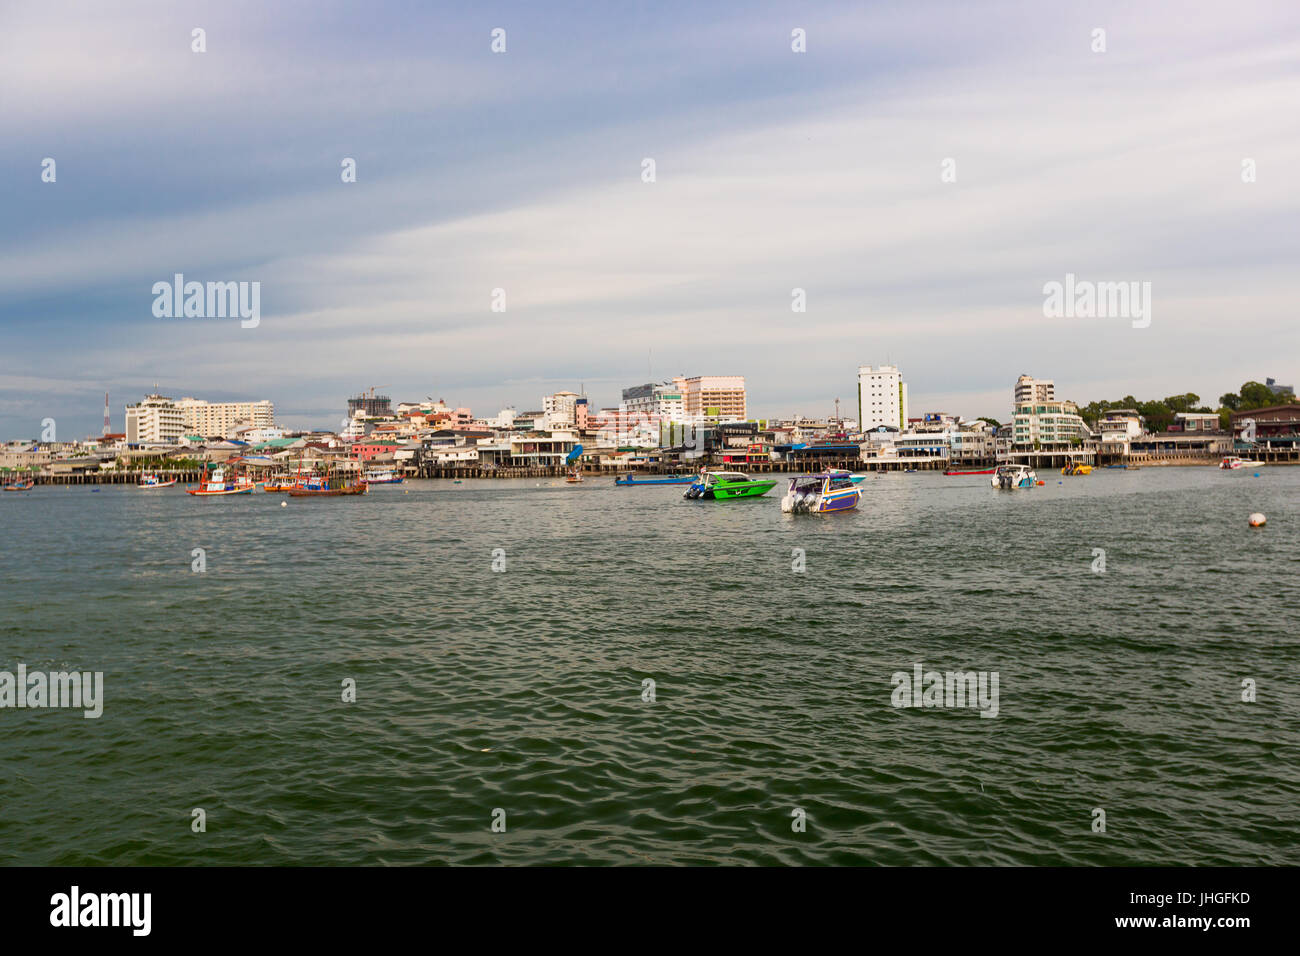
[615,474,695,486]
[991,463,1037,490]
[781,470,861,513]
[363,468,404,484]
[943,467,996,476]
[565,469,583,483]
[138,473,177,489]
[186,466,257,496]
[262,474,293,492]
[1061,460,1092,476]
[3,479,35,491]
[286,464,367,497]
[683,471,778,500]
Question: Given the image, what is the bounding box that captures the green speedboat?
[683,471,778,500]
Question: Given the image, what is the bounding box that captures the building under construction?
[347,389,392,418]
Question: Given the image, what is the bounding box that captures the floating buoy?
[1254,473,1260,477]
[281,501,287,507]
[1036,480,1045,486]
[1248,512,1266,527]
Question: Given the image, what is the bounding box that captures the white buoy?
[1248,512,1265,527]
[281,501,287,507]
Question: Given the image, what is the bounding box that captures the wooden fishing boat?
[943,467,996,476]
[187,466,257,496]
[3,479,35,491]
[138,473,177,489]
[286,465,367,497]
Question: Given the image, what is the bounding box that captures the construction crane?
[368,385,389,399]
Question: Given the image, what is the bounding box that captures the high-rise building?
[125,394,185,444]
[1014,375,1055,405]
[857,365,908,431]
[102,392,111,436]
[621,382,685,422]
[673,375,746,421]
[176,398,275,438]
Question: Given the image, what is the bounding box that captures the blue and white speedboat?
[780,470,861,513]
[615,474,695,486]
[991,463,1037,490]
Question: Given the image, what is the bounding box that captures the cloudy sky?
[1,0,1297,438]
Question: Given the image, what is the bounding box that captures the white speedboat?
[991,463,1037,489]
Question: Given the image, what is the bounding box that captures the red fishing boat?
[943,467,997,476]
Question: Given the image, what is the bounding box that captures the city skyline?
[3,1,1298,437]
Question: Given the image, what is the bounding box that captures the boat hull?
[696,481,777,499]
[616,476,695,485]
[943,468,996,476]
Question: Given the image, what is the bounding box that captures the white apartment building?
[1014,375,1055,405]
[621,382,685,423]
[125,394,185,444]
[857,365,909,431]
[176,397,275,438]
[542,391,582,428]
[672,375,746,421]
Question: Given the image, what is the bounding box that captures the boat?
[138,473,177,489]
[991,463,1037,490]
[186,466,258,496]
[1061,460,1092,476]
[615,474,695,486]
[943,467,996,476]
[1219,456,1261,470]
[262,475,294,492]
[683,471,778,500]
[287,467,367,497]
[781,470,861,513]
[363,469,404,484]
[565,469,584,483]
[3,479,35,491]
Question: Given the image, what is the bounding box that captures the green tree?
[1239,381,1276,410]
[977,416,1001,428]
[1219,392,1241,411]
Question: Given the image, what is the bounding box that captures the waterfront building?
[1230,404,1300,450]
[672,375,747,421]
[857,365,909,431]
[1014,374,1055,405]
[1012,396,1090,450]
[1095,409,1143,456]
[125,393,185,445]
[1171,412,1220,433]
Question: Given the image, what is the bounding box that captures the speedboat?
[781,470,861,513]
[683,471,777,500]
[138,473,177,489]
[187,467,257,496]
[1219,456,1259,470]
[1061,460,1092,476]
[991,463,1037,490]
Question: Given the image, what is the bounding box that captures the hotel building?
[125,394,186,444]
[673,375,747,421]
[857,365,909,431]
[176,397,275,438]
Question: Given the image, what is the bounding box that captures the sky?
[1,0,1298,439]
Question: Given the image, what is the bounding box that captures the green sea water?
[1,467,1297,865]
